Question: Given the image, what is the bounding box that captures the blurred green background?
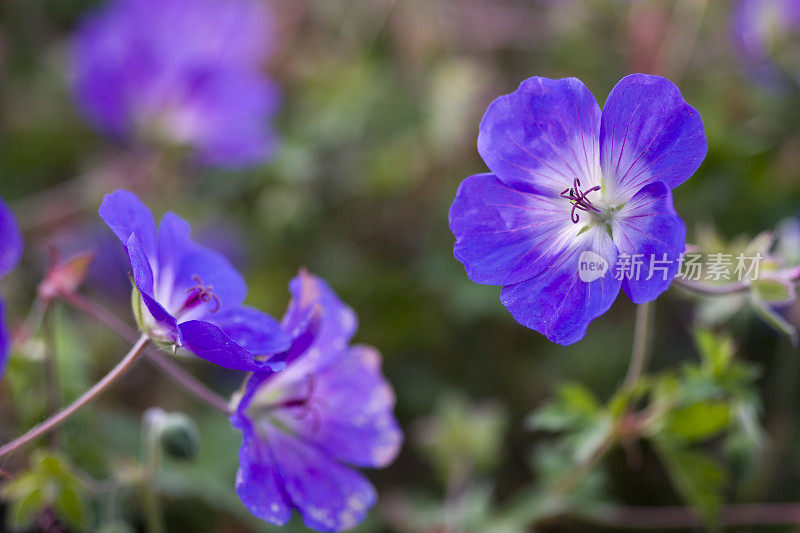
[1,0,799,531]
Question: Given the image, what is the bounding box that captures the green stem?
[550,301,655,496]
[141,413,165,533]
[623,301,654,392]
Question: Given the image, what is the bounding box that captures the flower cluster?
[101,191,401,531]
[71,0,280,168]
[449,74,707,345]
[0,197,23,376]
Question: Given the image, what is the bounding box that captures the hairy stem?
[550,301,655,496]
[673,264,800,296]
[623,301,654,391]
[672,276,751,295]
[0,335,150,459]
[60,291,231,414]
[141,413,165,533]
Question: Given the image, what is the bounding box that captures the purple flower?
[231,270,402,532]
[731,0,800,86]
[71,0,279,168]
[449,74,706,345]
[0,197,23,375]
[99,189,289,370]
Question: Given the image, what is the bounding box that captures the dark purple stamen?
[264,375,322,433]
[180,274,220,314]
[560,178,601,223]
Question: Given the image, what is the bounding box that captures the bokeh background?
[1,0,799,531]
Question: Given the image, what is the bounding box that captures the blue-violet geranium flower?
[100,189,289,370]
[71,0,279,168]
[731,0,800,87]
[449,74,707,345]
[231,270,402,532]
[0,197,23,376]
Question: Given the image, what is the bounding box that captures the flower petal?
[477,77,602,195]
[599,74,706,202]
[450,173,580,286]
[280,270,358,368]
[230,414,292,526]
[181,70,280,168]
[267,428,377,532]
[274,345,402,469]
[0,300,10,378]
[500,227,620,345]
[611,181,686,304]
[99,190,158,258]
[157,212,247,317]
[179,320,282,371]
[0,198,23,279]
[213,306,291,357]
[128,234,180,342]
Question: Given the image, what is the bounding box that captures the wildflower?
[100,189,289,370]
[449,74,706,345]
[71,0,279,168]
[0,197,23,375]
[231,270,402,531]
[731,0,800,86]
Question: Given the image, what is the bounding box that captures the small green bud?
[158,412,200,461]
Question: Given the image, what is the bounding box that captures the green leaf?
[653,439,728,524]
[693,329,734,375]
[9,486,44,528]
[56,484,88,526]
[751,278,794,303]
[526,383,600,432]
[607,380,649,418]
[745,230,774,255]
[2,451,92,529]
[571,417,613,464]
[666,402,732,442]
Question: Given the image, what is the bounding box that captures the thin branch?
[0,335,150,459]
[145,348,231,414]
[601,503,800,529]
[622,301,653,391]
[59,291,231,414]
[672,276,751,296]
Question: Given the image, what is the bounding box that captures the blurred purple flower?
[731,0,800,86]
[449,74,706,345]
[71,0,280,168]
[100,189,289,370]
[231,270,402,532]
[0,198,23,375]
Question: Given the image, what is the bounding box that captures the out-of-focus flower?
[71,0,280,168]
[231,270,402,532]
[0,197,23,375]
[99,189,289,370]
[731,0,800,86]
[449,74,706,345]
